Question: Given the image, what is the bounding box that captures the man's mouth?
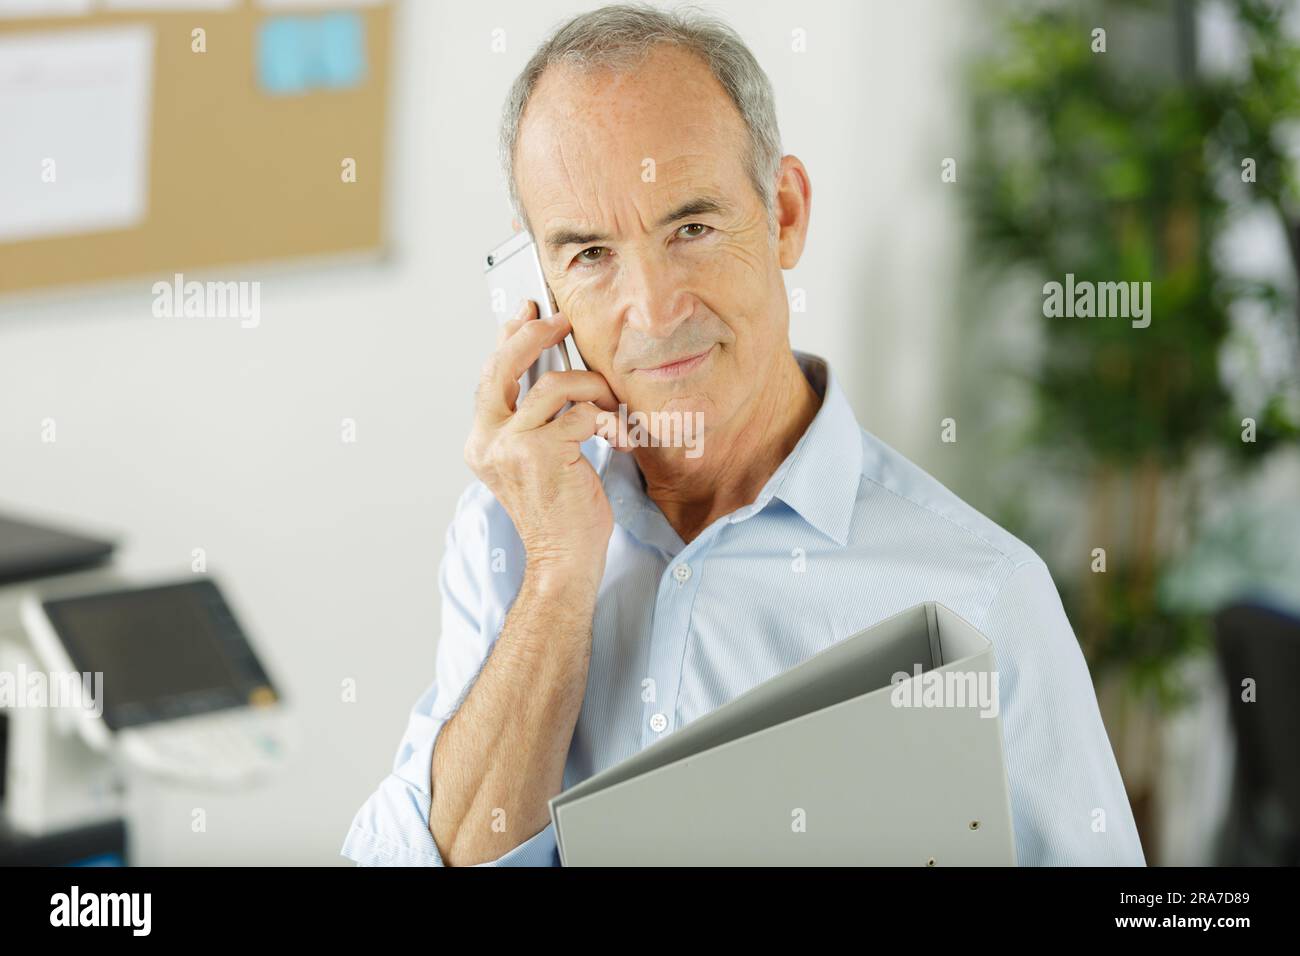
[635,345,715,380]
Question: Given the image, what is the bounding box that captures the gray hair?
[498,3,783,235]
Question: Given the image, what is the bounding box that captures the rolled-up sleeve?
[340,687,560,866]
[341,482,562,867]
[981,557,1147,866]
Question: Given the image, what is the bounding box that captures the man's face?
[513,46,801,438]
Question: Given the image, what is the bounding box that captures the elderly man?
[342,4,1145,867]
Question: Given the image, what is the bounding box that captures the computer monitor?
[35,579,279,732]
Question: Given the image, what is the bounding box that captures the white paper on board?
[257,0,385,8]
[0,1,93,18]
[100,1,238,10]
[0,25,155,243]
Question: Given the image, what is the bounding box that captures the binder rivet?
[970,820,980,830]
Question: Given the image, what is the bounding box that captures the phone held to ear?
[484,231,579,401]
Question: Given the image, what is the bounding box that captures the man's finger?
[510,370,620,433]
[496,299,535,347]
[477,311,573,421]
[546,400,603,448]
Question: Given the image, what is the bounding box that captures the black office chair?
[1212,602,1300,866]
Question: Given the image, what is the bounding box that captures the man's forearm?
[428,568,596,866]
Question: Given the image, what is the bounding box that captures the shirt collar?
[597,351,863,549]
[764,351,863,545]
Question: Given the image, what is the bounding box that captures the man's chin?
[598,393,716,460]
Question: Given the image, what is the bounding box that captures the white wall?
[0,0,968,863]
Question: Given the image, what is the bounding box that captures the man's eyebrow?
[545,226,610,251]
[543,196,731,252]
[654,196,730,229]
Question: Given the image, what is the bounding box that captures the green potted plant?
[959,0,1300,857]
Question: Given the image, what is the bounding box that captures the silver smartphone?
[484,231,577,401]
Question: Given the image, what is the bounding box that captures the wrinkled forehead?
[513,50,752,236]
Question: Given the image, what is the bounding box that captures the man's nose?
[620,253,691,339]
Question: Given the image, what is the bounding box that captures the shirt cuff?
[469,821,559,867]
[341,717,562,866]
[340,798,560,867]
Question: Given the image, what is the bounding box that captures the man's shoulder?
[450,477,502,525]
[846,428,1073,641]
[852,426,1040,572]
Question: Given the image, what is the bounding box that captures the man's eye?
[677,223,712,240]
[574,247,608,266]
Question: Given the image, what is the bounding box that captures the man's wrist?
[522,559,602,606]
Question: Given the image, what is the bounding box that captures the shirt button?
[673,563,692,584]
[649,712,668,733]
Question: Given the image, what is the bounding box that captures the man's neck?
[633,351,822,544]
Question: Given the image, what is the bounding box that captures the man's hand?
[464,299,621,596]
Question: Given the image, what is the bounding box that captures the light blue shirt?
[341,352,1146,866]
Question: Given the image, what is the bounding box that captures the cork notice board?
[0,3,390,296]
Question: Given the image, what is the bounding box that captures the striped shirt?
[341,352,1146,866]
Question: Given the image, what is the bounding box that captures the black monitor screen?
[41,580,277,731]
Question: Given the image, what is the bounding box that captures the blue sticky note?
[316,13,366,90]
[256,13,366,96]
[257,17,311,95]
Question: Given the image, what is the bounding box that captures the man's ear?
[774,156,812,270]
